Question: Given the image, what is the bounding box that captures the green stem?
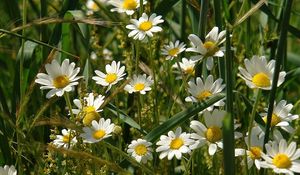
[64,92,75,120]
[247,89,261,147]
[223,24,235,175]
[139,0,144,16]
[263,0,293,150]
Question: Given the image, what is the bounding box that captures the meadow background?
[0,0,300,174]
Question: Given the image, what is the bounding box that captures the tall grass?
[0,0,299,174]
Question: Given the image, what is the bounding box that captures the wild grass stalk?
[263,0,293,150]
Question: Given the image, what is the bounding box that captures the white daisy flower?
[108,0,147,15]
[127,139,153,163]
[235,126,265,169]
[126,13,164,41]
[185,75,225,111]
[92,61,126,92]
[238,55,286,90]
[0,165,17,175]
[258,139,300,175]
[189,109,242,155]
[53,129,77,149]
[172,57,196,76]
[156,127,194,160]
[72,93,105,126]
[161,40,186,60]
[80,118,115,143]
[124,74,153,94]
[186,27,226,70]
[260,100,299,134]
[35,59,82,99]
[87,0,100,12]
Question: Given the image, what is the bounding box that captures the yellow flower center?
[168,48,179,56]
[272,154,291,169]
[91,2,99,11]
[205,126,222,143]
[62,134,70,143]
[83,106,96,113]
[134,83,145,91]
[82,111,100,126]
[263,113,281,127]
[93,129,106,140]
[53,75,70,88]
[203,41,219,56]
[197,90,212,101]
[170,138,184,150]
[184,67,195,75]
[139,21,153,31]
[134,144,148,156]
[105,73,117,84]
[249,146,262,160]
[252,73,271,87]
[123,0,137,10]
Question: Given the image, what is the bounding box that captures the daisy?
[86,0,100,12]
[238,55,286,90]
[35,59,82,99]
[72,93,105,126]
[185,75,225,111]
[124,74,153,94]
[186,27,226,70]
[258,139,300,175]
[108,0,147,15]
[53,129,77,149]
[80,118,115,143]
[172,57,196,76]
[189,109,242,155]
[260,100,299,134]
[156,127,194,160]
[92,61,126,92]
[127,139,153,163]
[161,40,186,60]
[126,13,164,41]
[235,126,265,169]
[0,165,17,175]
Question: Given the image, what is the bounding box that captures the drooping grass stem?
[262,0,293,151]
[64,92,75,120]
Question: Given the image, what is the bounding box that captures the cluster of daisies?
[32,0,300,175]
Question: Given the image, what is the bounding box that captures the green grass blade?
[154,0,180,16]
[144,93,225,142]
[222,113,235,175]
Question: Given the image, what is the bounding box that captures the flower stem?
[263,0,293,150]
[247,89,261,147]
[64,92,75,120]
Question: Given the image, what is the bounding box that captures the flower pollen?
[168,48,179,56]
[170,138,184,150]
[249,146,262,160]
[123,0,137,10]
[53,75,70,88]
[252,73,270,87]
[134,144,147,156]
[93,130,106,140]
[272,154,291,168]
[134,83,145,91]
[205,126,222,143]
[105,73,117,84]
[203,41,219,56]
[263,113,281,127]
[139,21,153,31]
[62,134,70,143]
[197,90,212,101]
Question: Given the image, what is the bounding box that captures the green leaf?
[144,93,225,142]
[83,58,90,87]
[17,41,38,67]
[106,103,146,134]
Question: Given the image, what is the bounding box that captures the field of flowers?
[0,0,300,174]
